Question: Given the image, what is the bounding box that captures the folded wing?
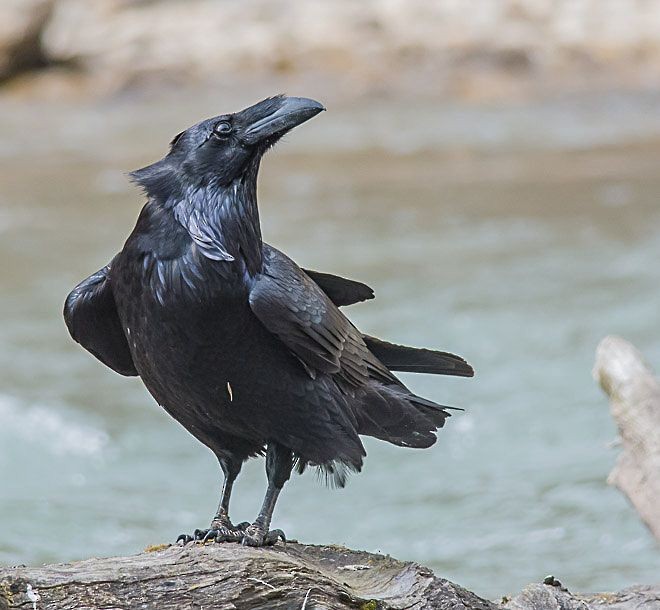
[250,248,395,389]
[301,267,474,378]
[64,260,138,377]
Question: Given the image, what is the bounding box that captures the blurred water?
[1,93,659,599]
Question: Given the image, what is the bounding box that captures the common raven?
[64,96,473,547]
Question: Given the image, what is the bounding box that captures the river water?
[1,90,659,598]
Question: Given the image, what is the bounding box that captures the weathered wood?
[593,335,660,541]
[0,542,496,610]
[2,542,659,610]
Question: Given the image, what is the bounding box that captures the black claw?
[193,528,205,541]
[267,529,286,544]
[179,521,249,546]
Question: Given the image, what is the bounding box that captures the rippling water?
[1,91,659,598]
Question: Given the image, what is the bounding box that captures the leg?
[177,453,247,544]
[208,454,248,531]
[242,441,293,547]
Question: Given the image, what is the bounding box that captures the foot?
[176,518,249,545]
[241,523,286,547]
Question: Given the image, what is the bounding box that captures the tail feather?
[363,335,474,377]
[355,385,451,449]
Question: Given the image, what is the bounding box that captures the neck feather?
[173,171,263,276]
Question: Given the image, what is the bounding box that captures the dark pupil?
[215,122,231,135]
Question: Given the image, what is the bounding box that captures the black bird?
[64,96,473,547]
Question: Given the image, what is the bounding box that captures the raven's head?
[131,95,324,199]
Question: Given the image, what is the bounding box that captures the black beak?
[242,96,325,145]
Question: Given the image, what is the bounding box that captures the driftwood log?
[1,542,659,610]
[0,542,496,610]
[593,335,660,541]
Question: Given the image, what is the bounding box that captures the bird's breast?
[112,245,263,424]
[114,245,252,354]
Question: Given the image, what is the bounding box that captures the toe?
[215,526,243,543]
[241,533,261,546]
[264,529,286,545]
[193,528,206,541]
[177,524,248,546]
[240,525,286,547]
[241,525,263,547]
[202,529,219,543]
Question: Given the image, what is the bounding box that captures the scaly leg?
[241,442,292,547]
[177,454,247,544]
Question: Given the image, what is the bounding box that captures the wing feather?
[64,260,138,377]
[250,247,394,389]
[301,269,374,306]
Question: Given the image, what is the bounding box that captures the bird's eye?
[213,122,233,137]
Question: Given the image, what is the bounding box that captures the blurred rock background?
[2,0,660,101]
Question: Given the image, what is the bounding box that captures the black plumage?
[64,96,474,546]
